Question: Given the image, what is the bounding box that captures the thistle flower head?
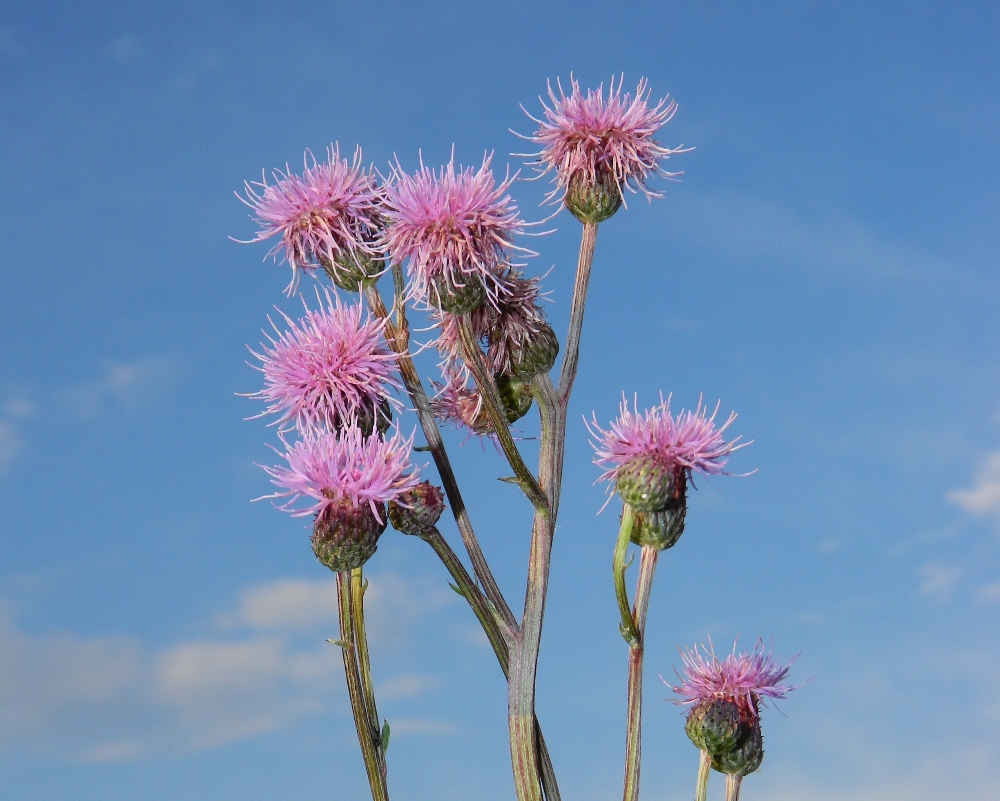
[239,144,384,295]
[382,152,528,309]
[586,394,747,491]
[260,426,420,521]
[518,76,687,207]
[671,639,799,722]
[249,288,400,436]
[430,366,493,437]
[432,267,552,377]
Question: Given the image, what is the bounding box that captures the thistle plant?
[236,75,801,801]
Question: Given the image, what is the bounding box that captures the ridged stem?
[622,546,659,801]
[695,749,712,801]
[351,568,386,784]
[364,279,517,633]
[725,774,743,801]
[416,526,561,801]
[336,571,388,801]
[557,221,598,404]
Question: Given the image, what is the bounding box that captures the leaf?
[326,639,351,648]
[448,582,466,598]
[380,720,391,753]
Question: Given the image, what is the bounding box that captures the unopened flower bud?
[321,249,381,292]
[631,471,686,549]
[511,322,560,381]
[711,720,764,777]
[495,374,533,424]
[616,454,680,513]
[388,481,446,536]
[311,497,387,572]
[564,167,623,224]
[685,698,746,755]
[430,275,486,315]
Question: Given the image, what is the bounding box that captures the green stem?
[557,221,598,404]
[622,546,659,801]
[351,568,386,784]
[725,773,743,801]
[695,749,711,801]
[613,506,640,645]
[364,280,517,633]
[455,314,547,511]
[336,571,388,801]
[417,526,562,801]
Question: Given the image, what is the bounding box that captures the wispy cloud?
[60,357,177,419]
[0,572,449,763]
[106,35,144,64]
[0,421,23,474]
[917,562,963,601]
[977,582,1000,605]
[669,189,940,280]
[948,453,1000,516]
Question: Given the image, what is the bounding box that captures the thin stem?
[351,568,386,784]
[725,774,743,801]
[557,222,598,404]
[622,546,659,801]
[336,571,388,801]
[508,221,600,801]
[416,526,562,801]
[694,749,711,801]
[455,314,547,511]
[613,506,640,645]
[364,279,517,632]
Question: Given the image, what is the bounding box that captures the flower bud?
[685,698,746,755]
[510,322,560,381]
[331,397,392,439]
[616,454,679,513]
[711,720,764,777]
[321,249,381,292]
[388,481,446,536]
[495,374,533,424]
[311,497,387,572]
[430,275,486,315]
[631,471,686,549]
[564,167,623,224]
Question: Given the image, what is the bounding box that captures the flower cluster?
[519,76,688,215]
[239,144,384,294]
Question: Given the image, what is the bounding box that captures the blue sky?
[1,1,998,799]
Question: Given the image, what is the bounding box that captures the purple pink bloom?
[381,152,529,308]
[518,75,688,205]
[670,639,799,721]
[586,395,747,490]
[260,425,419,520]
[430,365,492,437]
[432,267,551,376]
[248,288,400,435]
[238,144,383,294]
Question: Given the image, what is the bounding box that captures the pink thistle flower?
[670,638,799,722]
[382,152,530,308]
[248,287,400,435]
[432,267,552,376]
[259,425,420,521]
[238,144,383,295]
[430,365,492,437]
[586,394,748,492]
[517,75,689,206]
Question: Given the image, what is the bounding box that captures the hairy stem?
[337,571,388,801]
[363,280,517,632]
[351,568,386,785]
[622,546,659,801]
[417,527,561,801]
[725,773,743,801]
[695,749,712,801]
[455,314,547,511]
[557,222,598,404]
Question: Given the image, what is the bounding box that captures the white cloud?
[917,562,963,601]
[948,453,1000,516]
[977,582,1000,604]
[61,357,177,419]
[0,572,449,763]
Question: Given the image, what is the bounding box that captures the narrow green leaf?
[380,720,391,753]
